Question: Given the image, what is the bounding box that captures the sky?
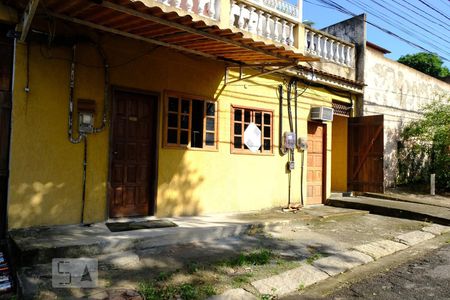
[299,0,450,67]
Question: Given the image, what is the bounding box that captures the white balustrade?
[230,0,299,46]
[158,0,219,20]
[305,27,355,67]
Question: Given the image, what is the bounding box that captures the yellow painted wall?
[8,34,349,229]
[331,115,348,191]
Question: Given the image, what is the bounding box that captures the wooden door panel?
[307,123,326,205]
[109,91,158,218]
[348,115,384,193]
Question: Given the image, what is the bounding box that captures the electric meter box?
[283,132,296,150]
[77,99,96,134]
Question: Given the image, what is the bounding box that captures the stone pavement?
[212,223,450,299]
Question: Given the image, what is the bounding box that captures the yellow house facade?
[1,0,362,229]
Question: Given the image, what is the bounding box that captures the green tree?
[397,52,449,78]
[398,98,450,191]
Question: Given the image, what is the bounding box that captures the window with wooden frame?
[231,106,273,154]
[164,93,217,149]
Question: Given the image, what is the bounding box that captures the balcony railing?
[230,0,301,46]
[305,27,355,67]
[157,0,220,20]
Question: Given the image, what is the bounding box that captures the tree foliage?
[397,52,449,78]
[398,98,450,191]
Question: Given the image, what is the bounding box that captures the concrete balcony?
[229,0,303,47]
[304,26,356,80]
[156,0,221,20]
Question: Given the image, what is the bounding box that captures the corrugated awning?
[12,0,317,66]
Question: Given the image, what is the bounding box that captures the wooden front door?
[0,26,13,238]
[307,122,326,205]
[348,115,384,193]
[109,90,158,218]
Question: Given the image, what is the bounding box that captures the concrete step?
[328,196,450,226]
[9,218,259,266]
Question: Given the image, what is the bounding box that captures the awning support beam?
[224,64,296,85]
[97,0,300,64]
[47,11,239,65]
[17,0,40,42]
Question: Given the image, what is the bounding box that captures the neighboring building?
[364,42,449,187]
[0,0,364,230]
[323,15,450,190]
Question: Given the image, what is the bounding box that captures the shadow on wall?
[156,150,205,217]
[9,182,72,228]
[384,125,399,188]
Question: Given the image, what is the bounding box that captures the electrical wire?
[310,0,450,61]
[417,0,450,21]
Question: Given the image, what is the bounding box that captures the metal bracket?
[224,64,297,85]
[17,0,40,43]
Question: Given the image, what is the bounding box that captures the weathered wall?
[321,14,366,85]
[8,32,348,229]
[331,115,347,191]
[364,47,450,187]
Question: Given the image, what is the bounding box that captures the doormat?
[106,220,178,232]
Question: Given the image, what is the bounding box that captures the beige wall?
[364,47,450,187]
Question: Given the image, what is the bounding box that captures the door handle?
[113,151,118,155]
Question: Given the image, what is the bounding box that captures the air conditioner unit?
[310,107,334,122]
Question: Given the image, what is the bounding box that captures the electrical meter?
[77,99,96,134]
[283,132,296,150]
[297,137,308,151]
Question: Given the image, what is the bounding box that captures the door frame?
[107,86,160,219]
[306,121,327,205]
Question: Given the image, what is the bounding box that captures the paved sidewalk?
[365,191,450,209]
[328,195,450,225]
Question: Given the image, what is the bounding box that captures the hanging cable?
[68,44,85,144]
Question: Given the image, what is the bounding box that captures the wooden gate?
[0,26,13,238]
[348,115,384,193]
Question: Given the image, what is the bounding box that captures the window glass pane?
[205,133,214,146]
[234,136,242,148]
[167,129,177,144]
[181,115,189,129]
[264,126,271,138]
[168,113,178,128]
[264,139,271,150]
[234,109,242,121]
[244,110,251,122]
[181,99,190,113]
[255,112,262,125]
[206,118,215,131]
[206,102,215,116]
[180,130,188,145]
[168,97,178,112]
[234,123,242,135]
[191,100,204,148]
[264,113,271,125]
